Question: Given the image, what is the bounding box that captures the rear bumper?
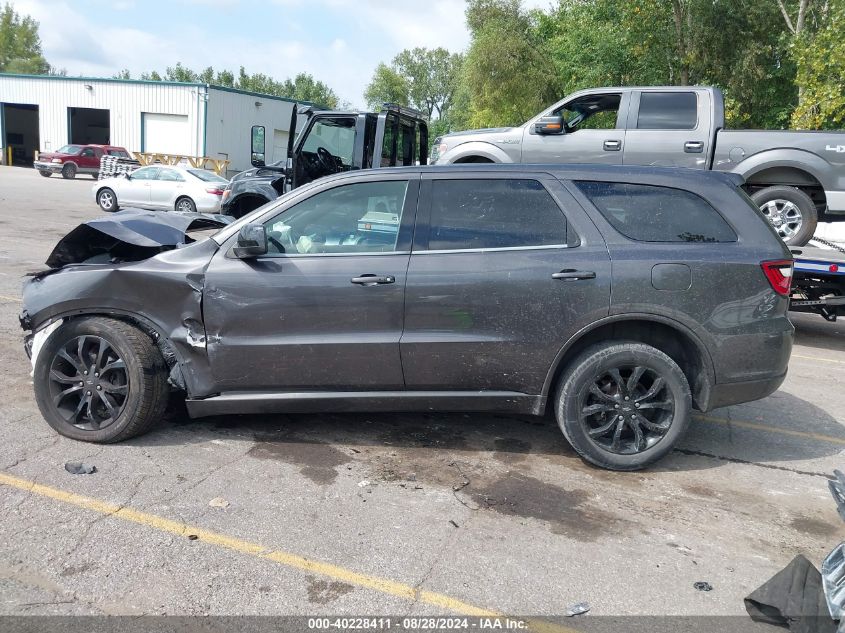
[700,370,787,411]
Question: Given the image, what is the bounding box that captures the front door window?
[264,180,409,255]
[294,116,356,187]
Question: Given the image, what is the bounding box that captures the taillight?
[206,187,225,195]
[761,259,793,296]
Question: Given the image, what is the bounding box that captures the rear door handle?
[603,140,621,151]
[351,274,395,286]
[684,141,704,153]
[552,269,596,281]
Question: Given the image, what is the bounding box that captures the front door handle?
[351,274,395,286]
[552,269,596,281]
[603,140,622,151]
[684,141,704,153]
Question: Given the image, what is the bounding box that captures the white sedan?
[92,165,229,214]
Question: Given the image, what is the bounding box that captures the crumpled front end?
[20,210,230,398]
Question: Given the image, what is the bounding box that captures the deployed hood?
[45,209,231,268]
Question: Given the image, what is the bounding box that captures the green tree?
[536,0,797,128]
[462,0,560,127]
[136,64,338,107]
[364,62,411,110]
[0,2,49,73]
[392,47,464,119]
[791,1,845,128]
[281,72,339,108]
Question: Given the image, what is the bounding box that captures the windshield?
[188,169,228,183]
[56,144,82,154]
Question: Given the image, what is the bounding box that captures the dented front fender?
[21,238,221,398]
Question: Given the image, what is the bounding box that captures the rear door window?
[636,92,697,130]
[427,179,567,250]
[575,181,736,243]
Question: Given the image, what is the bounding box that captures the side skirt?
[185,391,546,418]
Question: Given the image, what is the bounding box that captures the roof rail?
[382,103,427,119]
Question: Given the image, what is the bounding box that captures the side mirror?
[534,115,565,135]
[232,223,268,258]
[251,125,266,167]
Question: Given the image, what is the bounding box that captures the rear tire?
[33,317,169,443]
[39,170,52,178]
[751,185,817,246]
[61,163,77,179]
[175,197,196,213]
[555,342,691,471]
[97,188,118,212]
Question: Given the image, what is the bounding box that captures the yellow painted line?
[0,472,575,632]
[792,353,845,365]
[696,414,845,446]
[0,294,21,303]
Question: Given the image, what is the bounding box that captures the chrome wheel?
[760,199,803,240]
[580,365,675,455]
[48,335,129,431]
[98,190,115,211]
[176,198,195,213]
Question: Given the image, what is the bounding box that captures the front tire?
[175,197,196,213]
[555,342,691,471]
[61,163,77,179]
[751,186,817,246]
[97,188,118,212]
[33,318,169,443]
[39,170,52,178]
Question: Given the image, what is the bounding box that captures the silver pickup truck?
[431,86,845,245]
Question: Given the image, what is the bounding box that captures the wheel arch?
[228,192,271,218]
[439,141,511,164]
[41,309,190,393]
[541,315,716,413]
[734,151,830,208]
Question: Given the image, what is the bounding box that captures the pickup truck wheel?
[555,342,691,471]
[39,170,52,178]
[751,186,817,246]
[33,317,169,443]
[61,163,77,179]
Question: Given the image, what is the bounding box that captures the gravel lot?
[0,166,844,626]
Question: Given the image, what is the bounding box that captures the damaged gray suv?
[20,165,794,470]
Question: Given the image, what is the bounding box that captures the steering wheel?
[268,226,300,253]
[316,147,338,174]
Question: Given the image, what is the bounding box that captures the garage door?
[142,113,191,155]
[272,128,289,163]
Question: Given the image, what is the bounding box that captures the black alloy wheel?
[48,335,129,430]
[579,365,674,454]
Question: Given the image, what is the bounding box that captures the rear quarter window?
[575,181,737,243]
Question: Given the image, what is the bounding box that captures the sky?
[13,0,553,108]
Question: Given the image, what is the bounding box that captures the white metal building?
[0,73,307,174]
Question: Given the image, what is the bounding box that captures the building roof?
[0,72,315,106]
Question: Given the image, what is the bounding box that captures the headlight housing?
[51,158,62,163]
[430,138,448,164]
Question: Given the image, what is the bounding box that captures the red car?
[34,144,132,180]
